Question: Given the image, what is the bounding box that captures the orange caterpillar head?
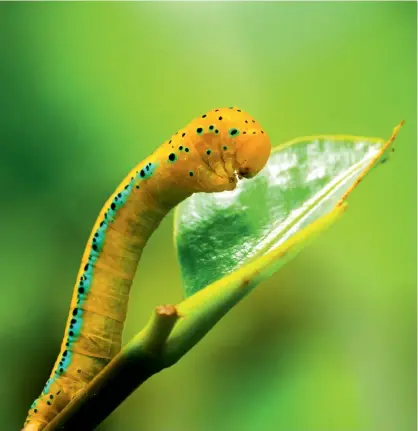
[219,107,271,180]
[156,107,271,196]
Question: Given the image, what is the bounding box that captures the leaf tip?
[392,120,405,139]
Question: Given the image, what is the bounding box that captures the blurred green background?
[0,2,416,431]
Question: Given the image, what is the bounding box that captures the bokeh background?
[0,2,416,431]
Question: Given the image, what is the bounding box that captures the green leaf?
[174,122,403,298]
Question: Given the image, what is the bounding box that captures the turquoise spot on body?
[60,350,73,371]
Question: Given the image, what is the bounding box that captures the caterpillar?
[23,107,271,431]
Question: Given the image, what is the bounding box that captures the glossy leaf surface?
[175,124,402,297]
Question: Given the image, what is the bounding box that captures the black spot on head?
[261,130,264,134]
[50,395,54,399]
[218,116,222,120]
[245,120,248,123]
[182,132,186,137]
[206,149,212,155]
[229,128,239,136]
[179,146,183,150]
[229,107,234,109]
[169,140,171,144]
[34,409,38,413]
[209,125,214,130]
[136,185,140,189]
[185,148,189,152]
[253,131,256,134]
[223,146,228,150]
[202,114,207,118]
[215,129,219,134]
[189,171,194,177]
[168,153,176,162]
[196,127,203,134]
[243,131,247,134]
[140,170,145,177]
[215,109,219,112]
[237,109,241,112]
[77,369,82,374]
[110,203,116,210]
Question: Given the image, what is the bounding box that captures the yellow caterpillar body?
[23,107,271,430]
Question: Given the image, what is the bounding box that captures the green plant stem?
[43,306,179,431]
